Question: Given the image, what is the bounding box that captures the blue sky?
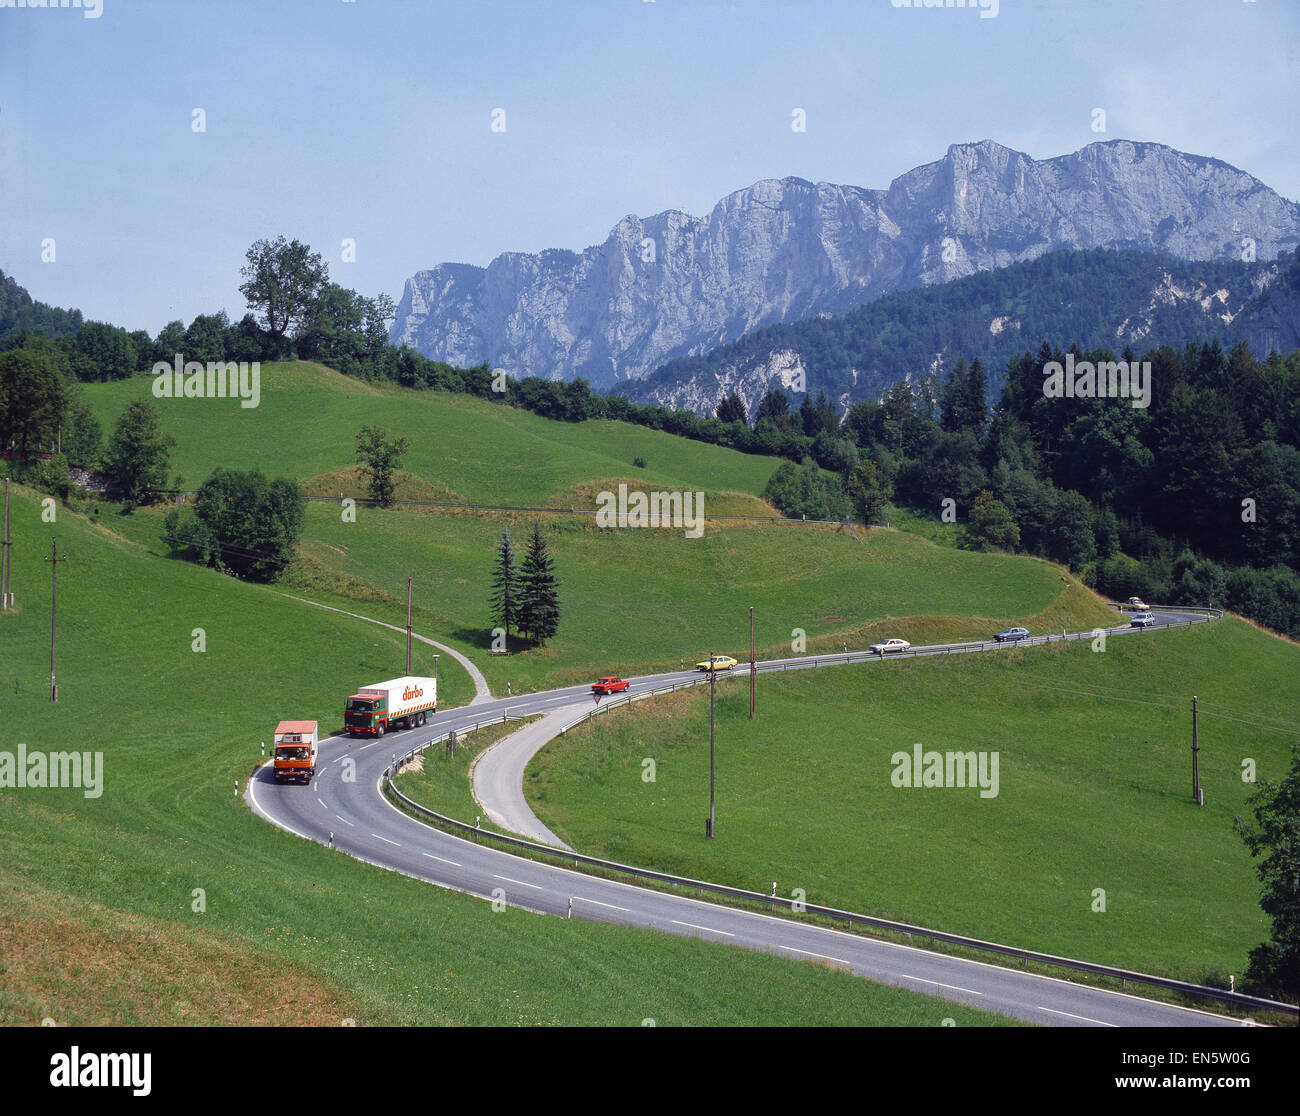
[1,0,1296,335]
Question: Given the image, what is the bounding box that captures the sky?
[1,0,1297,336]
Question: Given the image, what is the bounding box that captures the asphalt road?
[248,609,1248,1027]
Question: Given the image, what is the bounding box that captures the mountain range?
[390,139,1300,391]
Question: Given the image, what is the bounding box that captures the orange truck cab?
[273,720,319,784]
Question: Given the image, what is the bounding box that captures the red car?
[591,676,630,695]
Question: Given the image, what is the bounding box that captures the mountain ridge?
[391,139,1300,386]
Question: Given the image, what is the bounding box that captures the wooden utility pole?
[405,576,413,674]
[707,654,717,838]
[1,476,12,609]
[1192,694,1202,806]
[749,606,756,719]
[44,538,69,702]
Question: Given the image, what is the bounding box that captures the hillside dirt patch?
[0,876,359,1026]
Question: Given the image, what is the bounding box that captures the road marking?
[359,741,383,751]
[1035,1005,1115,1027]
[423,853,460,866]
[574,897,629,912]
[371,833,401,847]
[317,797,327,810]
[493,874,543,890]
[335,815,355,826]
[672,919,734,937]
[784,946,852,966]
[901,974,982,995]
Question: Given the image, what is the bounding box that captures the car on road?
[1130,612,1156,628]
[696,655,738,672]
[994,627,1030,642]
[591,676,630,695]
[869,638,911,654]
[1122,596,1151,611]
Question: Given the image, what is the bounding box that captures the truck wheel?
[376,722,384,737]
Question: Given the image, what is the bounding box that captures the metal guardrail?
[382,617,1296,1021]
[383,756,1293,1018]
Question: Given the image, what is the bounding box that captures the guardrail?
[382,710,1293,1019]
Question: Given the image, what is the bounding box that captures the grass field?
[82,362,780,506]
[0,486,1019,1026]
[525,617,1300,983]
[80,363,1120,696]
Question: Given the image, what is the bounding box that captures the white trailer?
[344,676,437,737]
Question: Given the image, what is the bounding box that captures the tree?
[102,399,174,509]
[489,530,519,647]
[518,521,560,645]
[846,460,890,526]
[170,468,305,581]
[716,392,747,425]
[0,347,65,457]
[354,425,409,507]
[239,236,329,347]
[1234,745,1300,1000]
[964,489,1020,552]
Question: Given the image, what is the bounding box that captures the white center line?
[671,919,734,937]
[371,833,401,847]
[1036,1005,1115,1027]
[785,946,853,966]
[493,874,543,890]
[316,797,327,810]
[423,853,460,866]
[574,897,629,912]
[335,815,355,826]
[901,974,982,995]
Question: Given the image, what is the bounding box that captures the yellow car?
[696,655,738,672]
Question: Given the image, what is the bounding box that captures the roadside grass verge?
[525,617,1299,988]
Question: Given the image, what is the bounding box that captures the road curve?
[248,609,1249,1027]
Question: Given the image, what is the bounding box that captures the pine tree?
[489,530,518,647]
[518,521,560,646]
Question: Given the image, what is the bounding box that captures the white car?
[869,638,911,654]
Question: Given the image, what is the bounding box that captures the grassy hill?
[0,487,1018,1026]
[525,616,1300,984]
[83,362,1118,695]
[82,362,780,506]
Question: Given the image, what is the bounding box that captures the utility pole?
[1192,694,1202,806]
[706,654,716,838]
[405,576,413,674]
[44,538,69,702]
[749,606,755,720]
[1,476,12,609]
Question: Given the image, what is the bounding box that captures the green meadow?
[526,617,1299,983]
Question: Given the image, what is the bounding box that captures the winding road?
[247,609,1253,1027]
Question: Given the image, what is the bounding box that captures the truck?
[273,721,319,784]
[344,676,437,737]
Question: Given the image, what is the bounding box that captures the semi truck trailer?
[344,676,437,737]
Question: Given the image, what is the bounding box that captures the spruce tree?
[518,521,560,645]
[489,529,518,647]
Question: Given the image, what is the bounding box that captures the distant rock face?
[391,140,1300,389]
